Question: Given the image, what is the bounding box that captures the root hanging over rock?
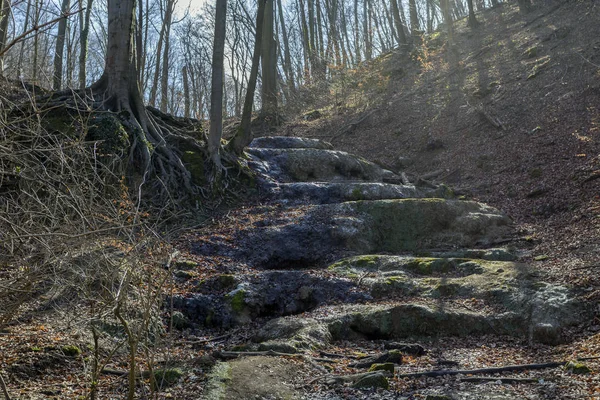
[34,81,233,206]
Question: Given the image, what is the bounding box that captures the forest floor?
[2,1,600,399]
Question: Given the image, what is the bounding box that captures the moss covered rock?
[153,368,184,389]
[352,373,389,389]
[61,345,81,357]
[368,363,395,373]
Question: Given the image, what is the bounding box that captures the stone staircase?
[173,137,586,398]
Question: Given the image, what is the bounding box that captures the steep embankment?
[293,0,600,291]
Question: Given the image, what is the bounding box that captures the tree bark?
[408,0,419,33]
[0,0,12,71]
[467,0,478,27]
[159,0,175,112]
[229,0,266,154]
[182,65,190,118]
[261,0,278,117]
[53,0,71,90]
[208,0,227,168]
[78,0,92,88]
[390,0,407,48]
[277,0,295,93]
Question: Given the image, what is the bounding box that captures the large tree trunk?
[17,0,32,77]
[182,65,190,118]
[277,0,295,94]
[159,0,174,112]
[0,0,11,71]
[467,0,478,27]
[390,0,407,48]
[408,0,419,33]
[78,0,92,88]
[261,0,278,117]
[440,0,453,41]
[53,0,71,90]
[80,0,198,198]
[229,0,266,154]
[208,0,227,168]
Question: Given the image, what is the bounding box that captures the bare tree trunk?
[32,0,41,84]
[229,0,266,154]
[0,0,12,71]
[297,0,311,83]
[441,0,453,40]
[467,0,478,27]
[208,0,227,167]
[53,0,71,90]
[408,0,419,33]
[363,0,371,60]
[390,0,407,47]
[182,65,190,118]
[78,0,92,88]
[160,0,175,112]
[261,0,278,117]
[17,0,32,77]
[277,0,295,93]
[149,0,169,107]
[353,0,361,62]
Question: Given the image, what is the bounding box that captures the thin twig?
[0,373,11,400]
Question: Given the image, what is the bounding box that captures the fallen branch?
[397,361,565,378]
[459,376,539,383]
[187,329,239,345]
[215,350,301,360]
[319,351,359,360]
[0,373,11,400]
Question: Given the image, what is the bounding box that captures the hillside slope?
[292,0,600,290]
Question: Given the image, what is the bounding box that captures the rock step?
[173,250,581,349]
[269,181,425,204]
[200,199,512,269]
[254,296,577,352]
[247,147,396,183]
[249,136,334,150]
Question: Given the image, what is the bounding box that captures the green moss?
[171,311,190,330]
[328,255,382,275]
[85,114,129,155]
[524,45,538,58]
[351,186,364,200]
[153,368,184,389]
[174,260,197,270]
[61,345,81,357]
[368,363,395,373]
[227,289,247,313]
[181,150,206,185]
[352,373,389,389]
[565,361,591,374]
[404,258,455,275]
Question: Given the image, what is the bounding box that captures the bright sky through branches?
[180,0,206,13]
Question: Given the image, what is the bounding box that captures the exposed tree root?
[25,83,234,207]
